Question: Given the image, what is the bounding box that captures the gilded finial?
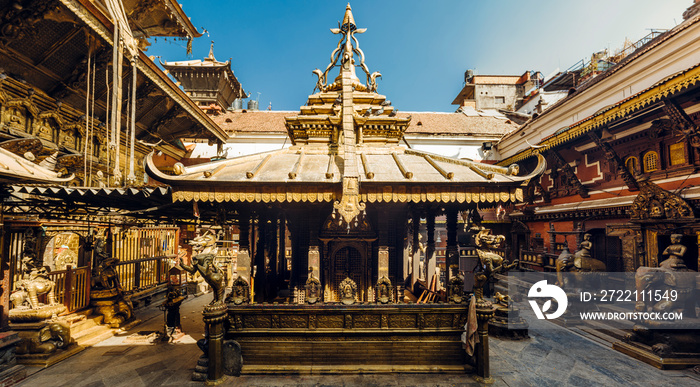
[341,3,356,32]
[206,41,215,62]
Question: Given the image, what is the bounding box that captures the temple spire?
[205,41,215,62]
[312,3,377,93]
[341,3,356,32]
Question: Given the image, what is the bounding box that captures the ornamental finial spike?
[206,41,215,62]
[341,3,356,32]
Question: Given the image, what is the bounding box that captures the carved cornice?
[500,63,700,166]
[170,185,524,205]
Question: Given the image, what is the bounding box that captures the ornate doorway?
[329,245,365,302]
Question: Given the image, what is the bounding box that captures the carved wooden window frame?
[624,156,638,175]
[643,151,659,172]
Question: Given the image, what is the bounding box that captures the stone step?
[67,314,105,335]
[580,320,631,341]
[72,324,113,346]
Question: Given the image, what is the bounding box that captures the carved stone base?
[489,305,529,339]
[14,344,83,367]
[90,292,133,328]
[10,321,83,367]
[192,355,208,381]
[613,340,700,370]
[8,304,66,323]
[227,304,469,373]
[615,321,700,369]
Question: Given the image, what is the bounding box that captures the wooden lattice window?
[625,157,638,175]
[669,142,686,166]
[643,151,659,172]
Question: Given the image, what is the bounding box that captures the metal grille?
[669,143,686,166]
[9,231,26,285]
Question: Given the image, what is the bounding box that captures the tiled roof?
[211,111,293,133]
[210,111,516,137]
[402,112,516,136]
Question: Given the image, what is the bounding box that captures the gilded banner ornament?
[334,177,366,225]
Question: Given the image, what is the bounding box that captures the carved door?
[329,246,364,302]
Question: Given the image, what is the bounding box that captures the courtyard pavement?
[16,293,700,387]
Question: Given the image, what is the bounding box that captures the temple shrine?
[147,4,543,378]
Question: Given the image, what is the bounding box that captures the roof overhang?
[451,84,475,105]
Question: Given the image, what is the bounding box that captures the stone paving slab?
[16,293,700,387]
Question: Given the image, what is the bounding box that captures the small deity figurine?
[305,272,321,304]
[575,233,592,259]
[493,292,512,307]
[339,276,357,305]
[659,234,687,270]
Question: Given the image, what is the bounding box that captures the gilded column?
[446,207,458,280]
[411,212,421,292]
[425,213,436,286]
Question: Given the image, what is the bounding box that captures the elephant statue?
[555,234,606,290]
[16,322,71,355]
[634,234,696,315]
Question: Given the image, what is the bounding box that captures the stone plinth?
[226,303,469,374]
[90,288,133,328]
[10,321,84,367]
[8,304,66,323]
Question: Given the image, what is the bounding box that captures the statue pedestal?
[474,300,495,384]
[9,321,84,367]
[488,304,528,339]
[0,332,26,386]
[7,304,66,323]
[614,319,700,369]
[192,303,229,385]
[91,288,133,328]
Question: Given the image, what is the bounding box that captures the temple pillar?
[308,210,320,283]
[278,214,287,281]
[645,229,659,267]
[203,303,227,384]
[446,207,458,280]
[269,215,278,280]
[411,212,420,291]
[237,209,251,287]
[308,246,320,281]
[474,300,495,384]
[425,213,436,287]
[254,212,267,302]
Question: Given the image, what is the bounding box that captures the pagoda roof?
[120,0,202,39]
[0,146,74,184]
[145,147,543,204]
[146,4,543,208]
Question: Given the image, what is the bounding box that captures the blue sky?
[148,0,691,112]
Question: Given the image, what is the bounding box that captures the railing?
[45,265,91,313]
[112,227,178,262]
[519,250,557,272]
[115,256,172,293]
